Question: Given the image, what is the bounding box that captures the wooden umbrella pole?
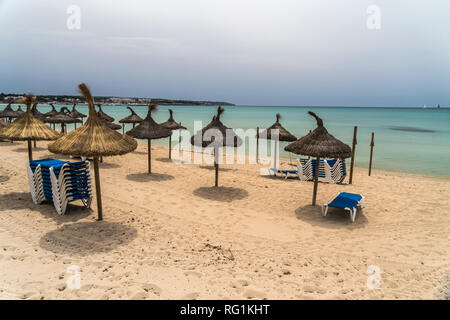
[93,157,103,221]
[369,132,375,176]
[169,132,172,159]
[148,139,152,174]
[214,147,219,187]
[349,126,358,184]
[312,156,320,206]
[27,139,33,162]
[256,126,259,163]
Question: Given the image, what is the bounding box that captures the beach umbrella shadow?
[0,192,34,211]
[155,157,173,163]
[12,146,47,152]
[126,172,174,182]
[295,205,368,228]
[39,221,137,255]
[0,191,92,223]
[193,186,248,202]
[99,162,121,169]
[198,165,233,172]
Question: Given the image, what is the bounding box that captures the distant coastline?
[0,93,235,106]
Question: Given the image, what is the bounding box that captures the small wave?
[388,126,436,133]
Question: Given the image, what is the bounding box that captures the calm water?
[2,104,450,177]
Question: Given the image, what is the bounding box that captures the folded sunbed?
[322,192,365,222]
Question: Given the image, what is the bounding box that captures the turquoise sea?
[2,104,449,178]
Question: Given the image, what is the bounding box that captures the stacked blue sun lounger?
[322,192,365,222]
[26,158,92,215]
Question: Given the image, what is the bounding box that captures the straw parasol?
[31,103,46,121]
[285,111,351,205]
[119,106,143,134]
[0,103,16,122]
[100,118,122,131]
[126,104,171,174]
[48,83,137,220]
[44,103,59,117]
[3,105,23,120]
[161,109,186,159]
[46,106,82,134]
[258,113,297,169]
[0,94,60,161]
[67,103,87,128]
[43,104,60,129]
[97,104,114,122]
[191,106,242,187]
[0,119,7,141]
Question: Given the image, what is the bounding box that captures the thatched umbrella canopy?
[0,94,60,161]
[261,113,296,141]
[191,106,243,187]
[119,106,143,134]
[7,105,25,119]
[0,103,16,122]
[67,104,87,128]
[46,106,82,134]
[68,103,86,119]
[3,105,23,119]
[48,83,137,220]
[161,109,186,159]
[43,104,60,129]
[44,103,59,117]
[0,118,7,142]
[126,104,171,174]
[285,111,352,205]
[31,103,46,121]
[97,104,114,122]
[258,113,297,169]
[100,118,122,131]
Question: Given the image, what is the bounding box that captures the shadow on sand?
[40,221,137,255]
[0,175,10,183]
[0,191,92,224]
[132,150,147,155]
[126,172,174,182]
[193,186,248,202]
[295,205,368,228]
[12,147,47,152]
[156,157,173,163]
[199,165,233,172]
[99,162,121,169]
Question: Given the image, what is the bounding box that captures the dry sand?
[0,140,449,300]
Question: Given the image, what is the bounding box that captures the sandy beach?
[0,140,448,300]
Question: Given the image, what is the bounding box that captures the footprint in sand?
[130,291,149,300]
[184,271,202,278]
[182,292,200,300]
[243,288,267,299]
[141,283,162,296]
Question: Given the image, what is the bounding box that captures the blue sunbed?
[322,192,365,222]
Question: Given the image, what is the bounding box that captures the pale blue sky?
[0,0,448,106]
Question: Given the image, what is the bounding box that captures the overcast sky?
[1,0,448,106]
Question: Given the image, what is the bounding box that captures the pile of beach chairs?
[273,158,347,184]
[26,158,92,215]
